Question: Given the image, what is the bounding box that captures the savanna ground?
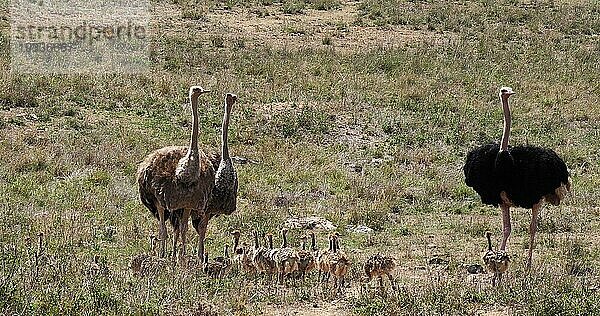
[1,0,600,315]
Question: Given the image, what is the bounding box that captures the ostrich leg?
[157,206,167,258]
[179,209,192,263]
[192,212,210,262]
[500,204,512,251]
[527,203,542,270]
[172,221,180,261]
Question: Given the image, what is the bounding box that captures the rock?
[370,158,383,166]
[347,163,362,173]
[284,216,336,230]
[427,256,449,265]
[465,264,485,274]
[231,156,259,164]
[346,224,373,234]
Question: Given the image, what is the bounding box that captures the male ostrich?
[137,86,215,260]
[191,93,239,259]
[483,231,509,286]
[464,87,570,269]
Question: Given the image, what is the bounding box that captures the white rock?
[284,216,336,230]
[346,224,373,234]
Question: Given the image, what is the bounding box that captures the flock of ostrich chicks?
[131,228,395,291]
[131,85,570,289]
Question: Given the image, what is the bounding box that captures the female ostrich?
[191,93,239,259]
[464,87,570,269]
[137,86,215,260]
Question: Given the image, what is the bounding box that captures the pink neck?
[500,96,511,151]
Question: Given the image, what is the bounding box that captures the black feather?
[464,143,569,208]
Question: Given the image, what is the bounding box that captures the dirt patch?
[263,301,350,316]
[152,0,454,52]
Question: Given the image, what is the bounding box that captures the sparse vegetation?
[0,0,599,315]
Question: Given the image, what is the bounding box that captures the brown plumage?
[239,241,256,274]
[251,230,274,274]
[137,86,215,261]
[191,93,240,261]
[212,244,232,276]
[231,230,255,274]
[316,234,335,282]
[364,253,396,289]
[205,93,238,215]
[483,231,509,286]
[231,230,244,272]
[203,251,227,278]
[295,234,316,280]
[269,228,299,284]
[129,234,169,277]
[329,234,351,291]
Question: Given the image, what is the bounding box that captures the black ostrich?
[464,87,570,269]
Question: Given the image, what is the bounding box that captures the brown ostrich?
[191,93,239,259]
[295,234,316,280]
[137,86,215,260]
[251,230,274,275]
[231,229,254,274]
[269,228,299,284]
[231,230,244,272]
[203,251,228,278]
[329,234,351,291]
[316,234,334,282]
[129,234,169,277]
[364,253,396,289]
[464,87,570,269]
[483,231,509,286]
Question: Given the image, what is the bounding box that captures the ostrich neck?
[253,234,259,249]
[268,236,273,249]
[487,234,493,251]
[281,232,287,248]
[189,94,200,157]
[221,103,232,160]
[500,96,511,151]
[311,235,316,251]
[233,236,239,251]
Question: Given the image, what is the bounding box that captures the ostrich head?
[225,93,237,107]
[231,230,240,238]
[499,87,515,99]
[189,86,210,99]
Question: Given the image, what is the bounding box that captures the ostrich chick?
[316,234,335,282]
[364,253,396,289]
[483,231,510,286]
[231,230,254,273]
[329,234,351,291]
[251,230,274,275]
[270,228,299,284]
[295,234,316,280]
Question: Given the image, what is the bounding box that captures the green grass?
[1,0,600,315]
